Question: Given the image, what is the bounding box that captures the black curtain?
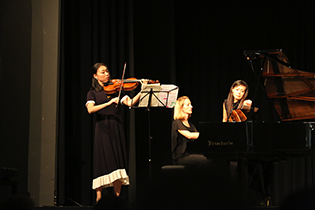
[59,0,315,207]
[174,0,315,123]
[58,0,133,206]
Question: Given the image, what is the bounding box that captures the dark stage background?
[59,0,315,207]
[1,0,315,208]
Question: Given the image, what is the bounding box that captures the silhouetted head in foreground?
[0,196,35,210]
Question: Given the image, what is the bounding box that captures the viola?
[228,107,259,122]
[103,77,159,94]
[229,109,247,122]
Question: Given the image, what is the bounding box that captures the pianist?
[171,96,212,169]
[222,80,253,181]
[222,80,252,122]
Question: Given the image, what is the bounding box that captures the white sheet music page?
[158,84,179,108]
[138,83,161,107]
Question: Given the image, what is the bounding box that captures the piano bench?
[161,165,186,170]
[160,165,187,181]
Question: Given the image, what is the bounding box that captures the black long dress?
[86,89,129,190]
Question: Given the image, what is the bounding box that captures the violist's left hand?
[140,79,149,85]
[244,99,252,107]
[140,79,148,90]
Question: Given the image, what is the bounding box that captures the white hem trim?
[92,169,129,189]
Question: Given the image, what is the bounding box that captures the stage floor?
[34,206,279,210]
[35,207,93,210]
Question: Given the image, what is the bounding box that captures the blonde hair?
[173,96,191,120]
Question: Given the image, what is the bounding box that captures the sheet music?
[138,84,179,108]
[158,84,178,108]
[138,84,161,107]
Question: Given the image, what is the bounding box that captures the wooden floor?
[35,207,93,210]
[34,205,280,210]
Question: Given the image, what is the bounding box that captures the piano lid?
[244,49,315,121]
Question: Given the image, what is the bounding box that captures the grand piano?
[194,49,315,206]
[196,49,315,158]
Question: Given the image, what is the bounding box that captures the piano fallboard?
[194,122,315,158]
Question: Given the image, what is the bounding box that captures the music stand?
[137,84,178,185]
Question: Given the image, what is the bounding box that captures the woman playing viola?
[86,62,147,202]
[222,80,252,122]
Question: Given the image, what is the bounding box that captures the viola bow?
[116,62,127,107]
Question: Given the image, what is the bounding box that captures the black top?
[171,119,197,160]
[86,90,126,117]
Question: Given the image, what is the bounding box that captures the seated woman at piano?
[223,80,252,122]
[171,96,212,169]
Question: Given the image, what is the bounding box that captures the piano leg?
[237,158,272,206]
[238,158,249,201]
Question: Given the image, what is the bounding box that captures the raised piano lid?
[244,49,315,121]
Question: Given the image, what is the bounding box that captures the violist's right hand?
[110,97,119,105]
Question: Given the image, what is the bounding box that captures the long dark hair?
[90,62,110,92]
[226,80,249,115]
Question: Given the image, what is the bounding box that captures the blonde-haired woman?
[171,96,211,169]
